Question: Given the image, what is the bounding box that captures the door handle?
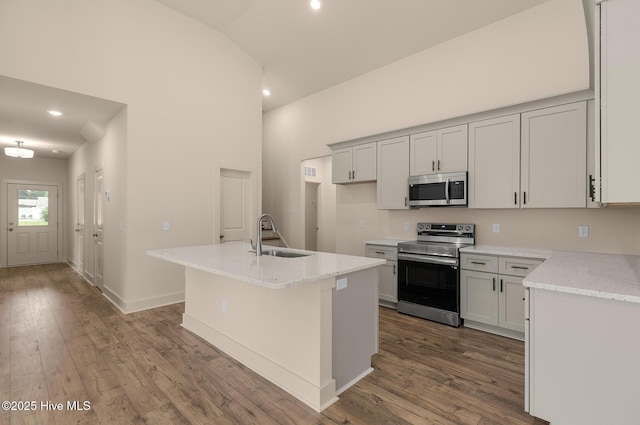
[8,228,13,232]
[220,234,224,239]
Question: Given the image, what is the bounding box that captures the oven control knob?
[465,225,472,231]
[457,225,463,231]
[424,224,430,230]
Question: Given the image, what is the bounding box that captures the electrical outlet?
[579,225,589,238]
[403,221,410,230]
[336,277,347,290]
[222,300,227,314]
[162,221,170,231]
[358,219,365,228]
[493,223,500,233]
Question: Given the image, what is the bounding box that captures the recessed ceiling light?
[310,0,321,10]
[262,89,271,96]
[48,110,62,116]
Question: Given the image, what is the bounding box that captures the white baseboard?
[66,260,184,314]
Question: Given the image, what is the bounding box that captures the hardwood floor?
[0,263,548,425]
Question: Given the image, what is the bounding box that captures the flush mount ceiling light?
[310,0,321,10]
[4,141,34,159]
[262,89,271,96]
[48,110,63,116]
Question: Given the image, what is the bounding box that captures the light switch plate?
[163,221,170,231]
[493,223,500,233]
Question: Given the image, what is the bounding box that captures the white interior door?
[75,174,86,273]
[219,169,251,243]
[7,183,58,266]
[93,167,104,290]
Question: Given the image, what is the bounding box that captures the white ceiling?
[1,0,552,160]
[156,0,553,111]
[0,76,125,159]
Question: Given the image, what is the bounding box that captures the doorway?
[6,183,59,266]
[305,182,319,251]
[93,166,104,290]
[75,173,86,273]
[219,169,252,243]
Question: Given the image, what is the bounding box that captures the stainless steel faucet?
[256,213,277,256]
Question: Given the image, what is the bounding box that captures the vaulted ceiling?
[1,0,556,159]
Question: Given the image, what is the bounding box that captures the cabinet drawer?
[461,253,498,273]
[365,245,398,261]
[499,257,543,277]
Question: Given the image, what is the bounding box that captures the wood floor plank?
[0,264,549,425]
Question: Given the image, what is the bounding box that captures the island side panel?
[529,288,640,425]
[332,267,379,393]
[181,267,337,412]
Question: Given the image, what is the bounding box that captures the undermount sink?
[263,250,310,258]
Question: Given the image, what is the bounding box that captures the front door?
[7,183,58,266]
[219,169,251,243]
[93,167,104,290]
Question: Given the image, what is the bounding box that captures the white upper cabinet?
[521,102,587,208]
[468,115,521,209]
[469,102,587,209]
[598,0,640,203]
[331,142,377,184]
[377,136,409,209]
[409,130,436,175]
[410,124,468,176]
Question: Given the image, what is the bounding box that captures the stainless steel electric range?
[397,223,475,327]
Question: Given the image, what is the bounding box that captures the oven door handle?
[398,253,458,266]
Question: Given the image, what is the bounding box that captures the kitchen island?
[524,250,640,425]
[147,242,384,412]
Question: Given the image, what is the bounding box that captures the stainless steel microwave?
[407,171,467,207]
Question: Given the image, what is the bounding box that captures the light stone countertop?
[460,244,552,260]
[524,250,640,304]
[364,239,409,247]
[461,244,640,304]
[147,242,385,290]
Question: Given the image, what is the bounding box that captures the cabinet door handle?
[432,160,435,172]
[511,266,529,270]
[470,261,486,265]
[375,251,386,255]
[437,160,441,171]
[492,277,496,291]
[500,279,503,293]
[393,264,396,275]
[352,170,355,179]
[514,192,517,205]
[404,196,408,207]
[523,191,527,205]
[348,170,352,180]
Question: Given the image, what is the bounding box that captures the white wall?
[0,156,68,267]
[67,108,127,300]
[0,0,262,312]
[263,0,639,256]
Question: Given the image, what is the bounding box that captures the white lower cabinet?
[461,253,542,339]
[365,244,397,307]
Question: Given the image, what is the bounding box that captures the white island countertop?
[147,242,385,289]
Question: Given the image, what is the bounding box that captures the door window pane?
[18,189,49,226]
